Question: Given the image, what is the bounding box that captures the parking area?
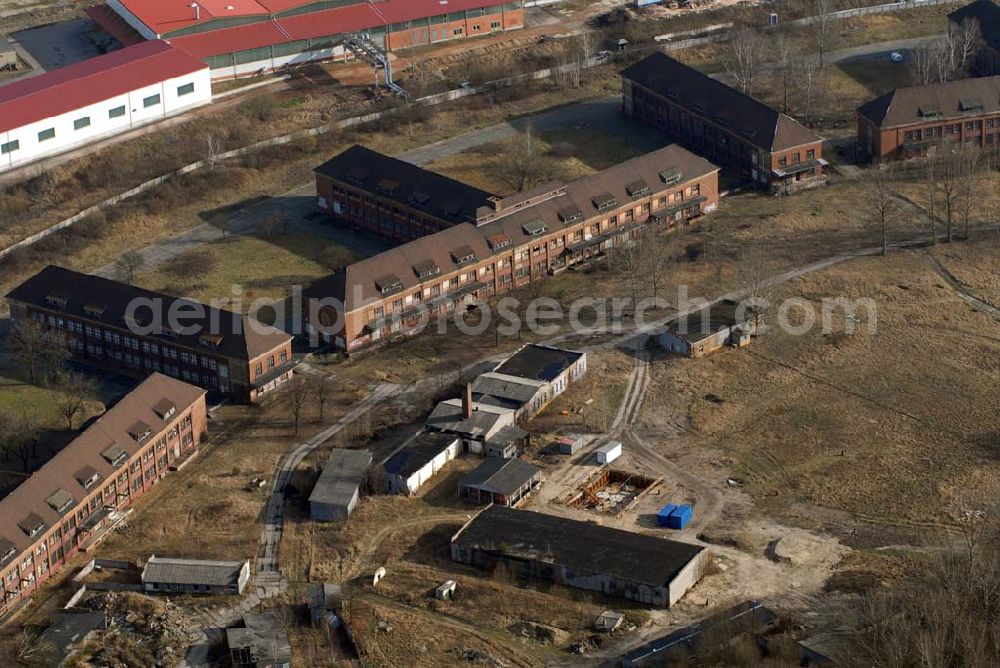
[12,18,103,71]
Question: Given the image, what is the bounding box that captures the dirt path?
[924,251,1000,320]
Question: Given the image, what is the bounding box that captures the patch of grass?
[132,233,352,308]
[0,375,102,428]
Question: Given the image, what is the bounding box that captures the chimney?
[462,383,473,420]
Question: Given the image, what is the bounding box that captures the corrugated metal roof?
[0,40,206,134]
[141,556,246,586]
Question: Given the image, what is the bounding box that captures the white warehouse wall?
[0,67,212,172]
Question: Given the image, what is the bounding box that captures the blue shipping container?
[657,504,677,527]
[667,504,693,530]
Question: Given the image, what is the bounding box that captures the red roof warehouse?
[0,40,206,135]
[92,0,526,78]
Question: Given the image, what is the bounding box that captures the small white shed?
[596,441,622,465]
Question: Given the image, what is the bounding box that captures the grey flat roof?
[141,556,246,587]
[384,431,457,478]
[453,506,704,588]
[39,612,107,665]
[493,344,584,382]
[664,299,748,344]
[471,373,544,410]
[460,457,541,495]
[425,399,510,438]
[309,448,372,508]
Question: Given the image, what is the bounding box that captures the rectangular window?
[0,140,18,154]
[74,117,91,130]
[177,82,195,96]
[806,149,815,160]
[109,105,126,119]
[38,128,56,142]
[143,94,161,108]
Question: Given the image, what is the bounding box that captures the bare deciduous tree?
[205,134,223,172]
[0,409,38,473]
[865,164,899,256]
[935,148,965,243]
[738,245,777,331]
[117,250,144,285]
[793,54,822,121]
[493,123,546,193]
[287,376,309,436]
[951,18,983,78]
[54,370,97,430]
[722,26,766,96]
[957,145,982,240]
[7,319,67,384]
[308,374,334,422]
[812,0,832,69]
[609,239,643,309]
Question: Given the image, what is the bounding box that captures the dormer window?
[374,274,404,296]
[522,220,547,236]
[83,303,107,318]
[75,466,101,490]
[46,489,75,514]
[659,168,682,186]
[487,233,511,251]
[408,191,431,206]
[592,194,616,212]
[450,245,477,266]
[0,540,15,565]
[45,293,69,309]
[959,98,983,112]
[557,206,583,223]
[101,442,128,467]
[413,260,440,280]
[153,399,176,421]
[344,168,369,186]
[441,202,461,219]
[625,180,650,198]
[128,421,152,443]
[17,513,45,538]
[199,333,223,349]
[918,106,941,119]
[376,178,399,195]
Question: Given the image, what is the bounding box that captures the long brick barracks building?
[307,143,719,352]
[6,266,293,403]
[620,53,827,195]
[856,76,1000,162]
[0,374,206,617]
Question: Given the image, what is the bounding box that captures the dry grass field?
[638,244,1000,547]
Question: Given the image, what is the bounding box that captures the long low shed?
[451,505,706,607]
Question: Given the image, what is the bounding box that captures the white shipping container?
[596,441,622,464]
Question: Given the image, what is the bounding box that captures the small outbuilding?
[308,582,342,627]
[227,611,292,668]
[435,580,457,600]
[384,432,460,495]
[658,299,754,358]
[556,433,585,455]
[459,457,542,507]
[595,610,625,632]
[596,441,622,465]
[141,556,251,595]
[309,448,372,521]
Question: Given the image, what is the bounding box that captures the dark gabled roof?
[620,52,822,152]
[309,448,372,508]
[453,506,705,588]
[306,144,718,314]
[314,144,496,225]
[948,0,1000,48]
[0,375,205,564]
[493,344,584,383]
[459,457,541,495]
[384,431,458,478]
[857,75,1000,127]
[6,265,290,361]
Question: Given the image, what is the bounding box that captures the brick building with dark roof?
[948,0,1000,75]
[620,52,826,194]
[6,266,294,403]
[305,143,719,353]
[857,75,1000,161]
[0,374,207,617]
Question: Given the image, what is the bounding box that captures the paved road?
[255,381,399,574]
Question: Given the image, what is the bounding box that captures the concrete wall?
[0,67,211,173]
[668,549,707,607]
[389,439,460,495]
[310,486,360,522]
